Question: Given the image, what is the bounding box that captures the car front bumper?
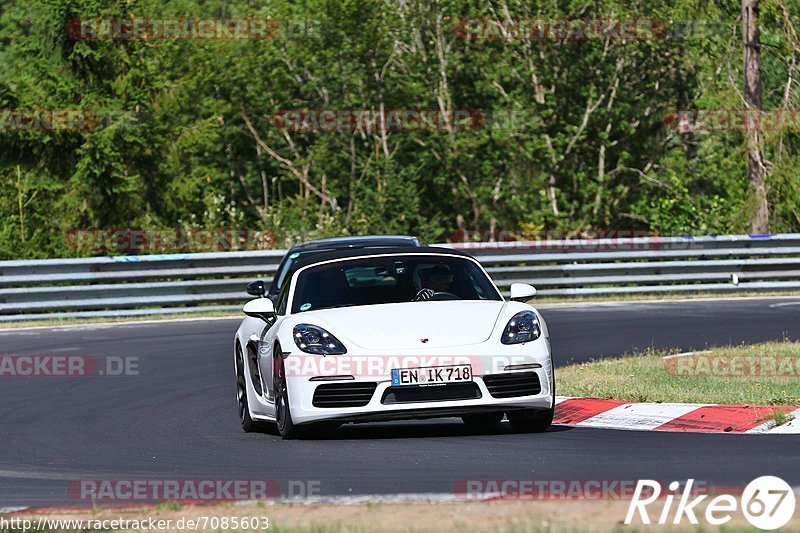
[284,349,554,425]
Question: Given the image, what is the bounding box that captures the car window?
[272,249,340,294]
[344,265,401,287]
[271,252,302,295]
[272,242,420,294]
[291,256,500,313]
[274,273,292,315]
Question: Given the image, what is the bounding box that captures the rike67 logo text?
[625,477,795,530]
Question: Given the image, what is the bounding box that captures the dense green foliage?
[1,0,799,258]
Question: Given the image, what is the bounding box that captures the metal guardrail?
[2,234,800,321]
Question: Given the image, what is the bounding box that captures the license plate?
[391,365,473,387]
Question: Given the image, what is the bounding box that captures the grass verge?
[558,341,800,407]
[5,499,796,532]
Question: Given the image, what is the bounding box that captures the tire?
[273,345,299,439]
[507,408,553,433]
[461,412,504,427]
[507,366,555,433]
[300,421,342,438]
[236,345,268,433]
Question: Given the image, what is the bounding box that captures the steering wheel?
[413,289,460,301]
[430,291,459,301]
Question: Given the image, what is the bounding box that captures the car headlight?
[501,311,541,345]
[293,324,347,355]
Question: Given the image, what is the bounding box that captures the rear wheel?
[461,412,504,427]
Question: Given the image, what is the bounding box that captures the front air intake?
[312,382,377,408]
[483,372,541,398]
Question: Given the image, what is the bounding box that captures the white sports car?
[234,246,554,438]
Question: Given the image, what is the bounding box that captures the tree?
[743,0,769,233]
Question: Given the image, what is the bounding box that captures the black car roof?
[290,246,473,272]
[289,235,420,251]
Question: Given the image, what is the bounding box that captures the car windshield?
[291,255,501,313]
[272,242,418,295]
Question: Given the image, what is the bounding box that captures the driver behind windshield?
[414,266,454,301]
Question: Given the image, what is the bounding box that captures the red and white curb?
[554,397,800,433]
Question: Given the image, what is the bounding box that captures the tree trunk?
[743,0,769,233]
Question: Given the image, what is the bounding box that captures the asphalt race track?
[1,297,799,508]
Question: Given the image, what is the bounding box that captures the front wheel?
[274,346,298,439]
[507,408,553,433]
[508,367,555,433]
[237,345,267,433]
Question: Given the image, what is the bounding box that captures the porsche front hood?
[302,300,507,350]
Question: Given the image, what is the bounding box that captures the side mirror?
[509,283,537,302]
[247,280,267,297]
[243,298,276,322]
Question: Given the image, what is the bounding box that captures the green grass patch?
[558,342,800,406]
